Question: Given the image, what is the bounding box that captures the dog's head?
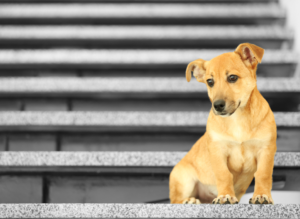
[186,43,264,117]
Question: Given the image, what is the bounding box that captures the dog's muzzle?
[213,100,241,116]
[214,100,226,112]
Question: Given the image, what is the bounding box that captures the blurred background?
[0,0,299,204]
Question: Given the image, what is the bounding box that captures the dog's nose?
[214,100,226,112]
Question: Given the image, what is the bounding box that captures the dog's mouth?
[214,101,241,117]
[229,101,241,116]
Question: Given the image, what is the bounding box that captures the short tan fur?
[170,43,276,205]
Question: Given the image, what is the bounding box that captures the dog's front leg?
[209,143,239,204]
[250,146,276,204]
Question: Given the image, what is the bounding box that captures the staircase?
[0,0,299,218]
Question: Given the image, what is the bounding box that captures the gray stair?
[0,25,292,49]
[0,50,297,77]
[0,204,299,218]
[0,151,298,166]
[0,112,298,153]
[0,0,299,212]
[0,0,280,3]
[0,3,285,25]
[0,112,298,129]
[0,77,298,112]
[0,152,297,205]
[0,77,297,94]
[0,49,296,64]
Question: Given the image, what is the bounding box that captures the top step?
[0,203,298,219]
[0,3,285,25]
[0,0,280,4]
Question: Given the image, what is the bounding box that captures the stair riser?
[0,18,286,26]
[0,169,296,204]
[0,64,296,77]
[0,39,290,49]
[0,0,280,4]
[0,129,299,152]
[0,96,298,112]
[0,0,278,4]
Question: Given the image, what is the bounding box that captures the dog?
[169,43,276,205]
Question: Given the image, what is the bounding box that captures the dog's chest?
[227,144,257,173]
[209,113,273,173]
[210,129,269,174]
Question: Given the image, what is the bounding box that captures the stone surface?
[24,99,68,112]
[0,177,42,203]
[0,78,298,93]
[0,4,285,18]
[0,204,299,218]
[0,50,297,64]
[0,100,21,111]
[0,152,298,167]
[0,136,6,151]
[277,130,300,152]
[0,26,293,39]
[0,111,297,126]
[48,176,169,203]
[9,134,56,151]
[72,99,211,112]
[0,111,208,126]
[61,134,198,152]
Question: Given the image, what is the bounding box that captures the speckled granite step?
[0,50,297,77]
[0,26,292,49]
[0,203,299,218]
[0,112,297,131]
[0,0,279,3]
[0,77,298,95]
[0,151,299,167]
[0,25,291,40]
[0,4,283,18]
[0,4,285,26]
[0,77,297,112]
[0,152,297,204]
[0,49,295,64]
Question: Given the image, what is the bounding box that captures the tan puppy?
[169,43,276,205]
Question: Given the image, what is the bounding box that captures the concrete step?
[0,77,298,112]
[0,129,299,152]
[0,50,297,77]
[0,3,284,25]
[0,77,298,95]
[0,25,292,49]
[0,111,296,152]
[0,204,299,218]
[0,169,293,204]
[0,152,297,204]
[0,0,280,3]
[0,151,298,167]
[0,112,297,132]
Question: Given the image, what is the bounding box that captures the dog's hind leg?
[169,161,200,204]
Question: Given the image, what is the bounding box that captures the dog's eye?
[228,75,238,83]
[207,79,214,87]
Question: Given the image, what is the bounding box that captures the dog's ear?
[235,43,264,69]
[186,59,207,82]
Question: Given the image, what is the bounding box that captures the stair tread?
[0,203,298,218]
[0,151,298,166]
[0,49,297,63]
[0,26,292,39]
[0,77,298,93]
[0,112,298,126]
[0,4,284,18]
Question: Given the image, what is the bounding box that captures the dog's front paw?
[182,197,201,204]
[212,194,238,204]
[249,194,274,205]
